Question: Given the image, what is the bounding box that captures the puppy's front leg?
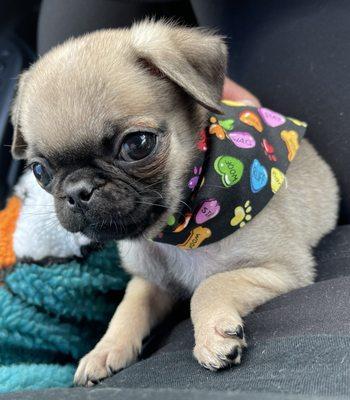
[191,265,300,370]
[74,276,174,386]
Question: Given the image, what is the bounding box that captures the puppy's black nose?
[65,180,95,208]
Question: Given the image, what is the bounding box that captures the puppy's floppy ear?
[131,20,227,114]
[11,71,30,160]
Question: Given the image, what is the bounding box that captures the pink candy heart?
[258,107,286,127]
[228,131,256,149]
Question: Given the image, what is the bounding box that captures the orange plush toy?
[0,196,21,271]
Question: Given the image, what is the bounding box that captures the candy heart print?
[221,99,248,107]
[250,159,268,193]
[288,117,307,127]
[214,156,244,187]
[239,110,263,132]
[271,167,285,193]
[228,132,256,149]
[209,117,234,140]
[219,119,234,131]
[258,107,286,127]
[281,130,300,161]
[195,199,221,224]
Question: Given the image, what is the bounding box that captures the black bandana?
[154,100,307,249]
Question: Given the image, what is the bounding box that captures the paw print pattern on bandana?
[209,116,234,140]
[188,166,202,191]
[230,201,252,228]
[155,102,307,249]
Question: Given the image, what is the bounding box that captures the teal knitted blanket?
[0,172,129,393]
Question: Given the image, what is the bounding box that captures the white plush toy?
[13,171,91,261]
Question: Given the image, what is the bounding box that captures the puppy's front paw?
[74,340,140,386]
[193,317,247,371]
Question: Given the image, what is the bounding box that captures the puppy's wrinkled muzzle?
[56,169,164,242]
[64,179,96,210]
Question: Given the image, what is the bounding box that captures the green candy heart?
[218,118,234,131]
[214,155,244,187]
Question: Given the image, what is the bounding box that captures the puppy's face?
[11,21,227,241]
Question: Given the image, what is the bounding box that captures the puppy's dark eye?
[119,132,157,162]
[32,162,53,188]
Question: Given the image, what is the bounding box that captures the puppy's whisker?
[133,175,163,185]
[112,219,120,235]
[23,205,56,209]
[139,179,165,190]
[135,201,168,209]
[135,200,188,221]
[139,190,164,200]
[43,220,61,231]
[20,208,57,214]
[120,219,126,235]
[21,212,58,216]
[179,199,192,212]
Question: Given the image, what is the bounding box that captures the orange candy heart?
[239,111,263,133]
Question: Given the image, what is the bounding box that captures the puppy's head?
[11,20,227,241]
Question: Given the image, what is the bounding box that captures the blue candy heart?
[250,159,268,193]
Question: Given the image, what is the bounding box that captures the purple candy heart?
[195,199,221,224]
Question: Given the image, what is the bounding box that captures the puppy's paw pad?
[194,340,244,371]
[223,324,245,340]
[224,345,243,364]
[214,318,246,342]
[74,350,110,387]
[194,318,246,371]
[74,344,139,386]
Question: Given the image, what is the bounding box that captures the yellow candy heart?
[281,130,300,161]
[288,117,307,128]
[271,167,285,194]
[221,99,248,107]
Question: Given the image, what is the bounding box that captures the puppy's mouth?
[78,207,164,242]
[82,218,147,241]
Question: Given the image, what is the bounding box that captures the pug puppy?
[11,20,338,386]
